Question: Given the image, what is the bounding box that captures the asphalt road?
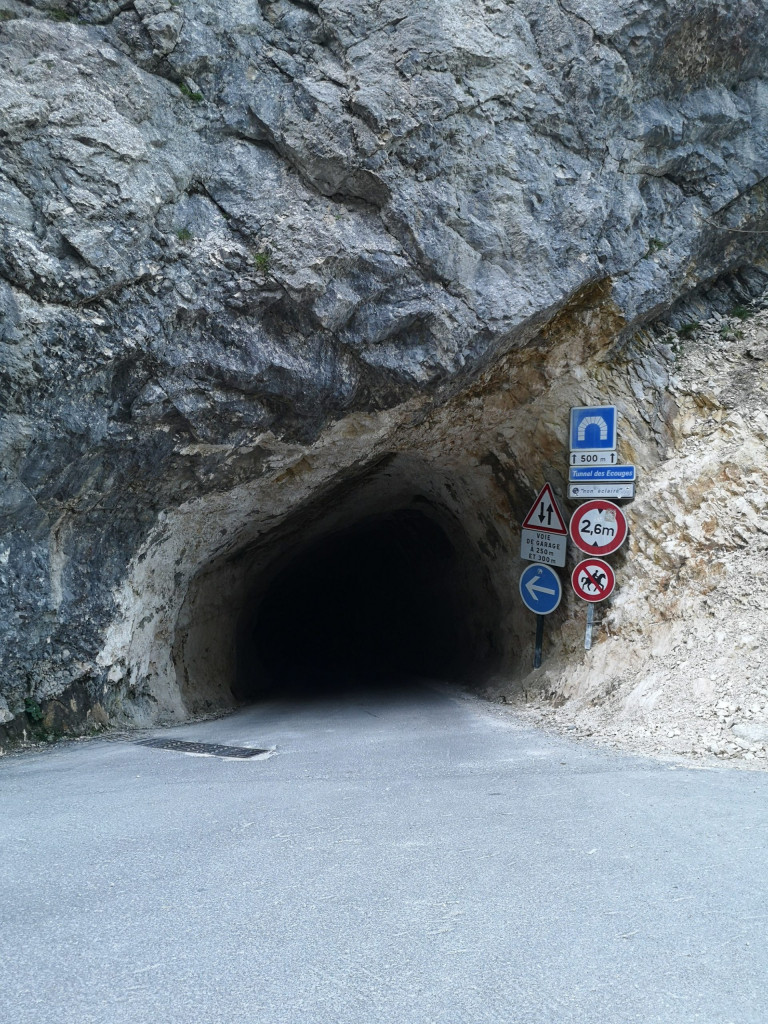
[2,683,767,1024]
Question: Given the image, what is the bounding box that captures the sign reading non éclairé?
[568,482,635,500]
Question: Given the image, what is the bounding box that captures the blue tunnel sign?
[570,406,617,452]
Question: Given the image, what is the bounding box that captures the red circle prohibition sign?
[569,499,628,555]
[571,558,616,602]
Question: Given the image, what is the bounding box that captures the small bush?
[0,10,18,20]
[179,82,204,102]
[252,250,271,273]
[677,321,700,338]
[24,697,44,723]
[720,325,744,340]
[48,8,73,21]
[731,304,752,320]
[176,227,193,243]
[645,237,667,256]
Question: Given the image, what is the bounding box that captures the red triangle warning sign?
[521,483,567,535]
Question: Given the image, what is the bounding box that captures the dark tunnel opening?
[233,508,499,700]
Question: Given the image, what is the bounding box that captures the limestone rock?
[732,722,768,745]
[0,697,13,726]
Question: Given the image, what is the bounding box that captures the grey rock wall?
[1,0,767,741]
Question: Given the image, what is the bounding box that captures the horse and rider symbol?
[582,566,607,592]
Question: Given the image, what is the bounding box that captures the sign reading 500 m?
[569,499,628,556]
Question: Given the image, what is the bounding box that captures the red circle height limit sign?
[571,558,616,602]
[569,499,628,555]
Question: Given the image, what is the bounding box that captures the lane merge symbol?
[571,558,616,602]
[519,563,562,615]
[569,499,628,556]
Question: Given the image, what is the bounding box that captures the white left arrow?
[526,577,556,601]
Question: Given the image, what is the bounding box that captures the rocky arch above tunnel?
[76,267,768,742]
[94,277,667,727]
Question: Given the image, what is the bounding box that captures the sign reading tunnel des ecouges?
[569,405,618,466]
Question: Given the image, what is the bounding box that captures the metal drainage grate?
[138,738,269,759]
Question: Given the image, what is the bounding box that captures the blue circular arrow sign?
[519,563,562,615]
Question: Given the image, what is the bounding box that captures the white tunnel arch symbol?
[577,415,609,441]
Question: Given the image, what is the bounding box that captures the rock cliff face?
[1,1,767,754]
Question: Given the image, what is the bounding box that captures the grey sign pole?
[584,604,595,650]
[534,614,544,669]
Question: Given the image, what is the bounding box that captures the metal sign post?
[534,615,544,668]
[585,605,595,651]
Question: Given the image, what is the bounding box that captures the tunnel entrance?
[234,507,498,700]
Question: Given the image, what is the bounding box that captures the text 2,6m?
[580,519,615,538]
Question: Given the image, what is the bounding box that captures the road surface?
[2,683,767,1023]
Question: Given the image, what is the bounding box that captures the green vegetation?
[48,8,74,21]
[24,697,44,723]
[645,237,668,256]
[176,227,193,243]
[252,249,271,273]
[179,82,204,102]
[731,304,752,320]
[677,321,700,338]
[720,324,744,341]
[0,10,18,20]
